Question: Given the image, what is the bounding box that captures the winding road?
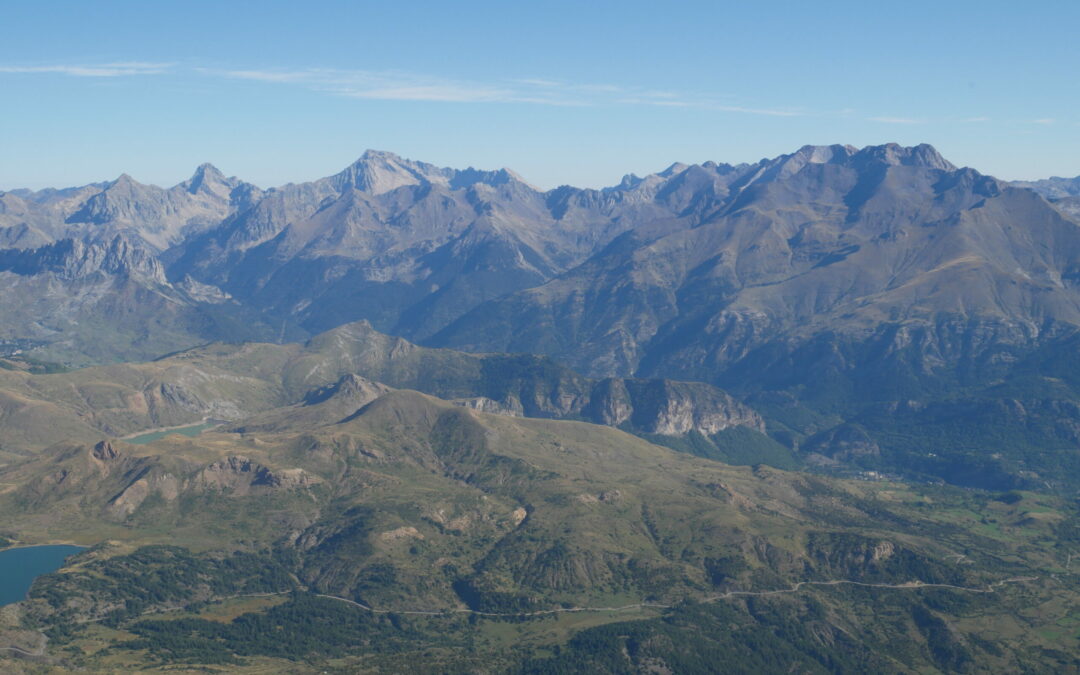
[311,575,1040,618]
[0,575,1042,661]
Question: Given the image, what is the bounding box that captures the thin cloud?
[217,66,800,115]
[868,116,925,124]
[960,116,990,123]
[0,62,172,77]
[221,67,574,104]
[3,61,809,115]
[711,104,803,117]
[1032,118,1055,125]
[344,85,515,103]
[513,78,562,88]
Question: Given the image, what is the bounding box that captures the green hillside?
[1,384,1077,672]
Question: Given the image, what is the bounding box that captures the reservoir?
[0,545,86,606]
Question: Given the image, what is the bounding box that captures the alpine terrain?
[1,144,1079,673]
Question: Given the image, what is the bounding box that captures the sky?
[1,0,1078,191]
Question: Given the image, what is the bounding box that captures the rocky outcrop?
[586,378,764,435]
[108,472,181,517]
[302,373,389,407]
[194,456,317,495]
[91,440,120,461]
[0,235,167,283]
[452,396,524,416]
[448,375,763,437]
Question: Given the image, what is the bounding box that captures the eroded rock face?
[91,440,119,461]
[452,396,524,417]
[303,373,389,407]
[194,456,317,495]
[102,455,317,517]
[108,473,181,517]
[588,379,765,436]
[0,235,167,284]
[586,379,633,427]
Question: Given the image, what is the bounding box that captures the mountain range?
[3,143,1080,672]
[2,143,1080,490]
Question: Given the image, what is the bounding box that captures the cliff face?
[0,235,167,283]
[586,378,764,435]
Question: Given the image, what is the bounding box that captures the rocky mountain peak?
[183,163,229,195]
[333,150,450,195]
[854,142,956,171]
[792,144,858,164]
[95,173,147,200]
[359,149,401,162]
[302,372,390,406]
[737,142,958,189]
[659,162,691,178]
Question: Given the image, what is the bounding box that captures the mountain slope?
[419,145,1080,489]
[2,383,1077,672]
[433,144,1080,379]
[3,145,1080,490]
[0,321,762,464]
[167,149,701,340]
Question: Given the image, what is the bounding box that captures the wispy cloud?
[710,104,803,117]
[216,67,801,115]
[344,84,515,103]
[960,116,990,123]
[218,67,569,104]
[0,62,172,77]
[1,61,806,116]
[1032,118,1056,125]
[868,116,925,124]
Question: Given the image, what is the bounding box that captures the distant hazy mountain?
[1012,174,1080,199]
[166,149,720,340]
[6,143,1077,368]
[434,144,1080,380]
[1012,175,1080,220]
[0,164,261,251]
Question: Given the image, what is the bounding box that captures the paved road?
[312,575,1040,618]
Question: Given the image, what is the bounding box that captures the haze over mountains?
[3,143,1079,362]
[3,143,1080,491]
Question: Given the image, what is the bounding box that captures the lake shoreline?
[0,544,89,606]
[0,541,88,552]
[121,419,227,445]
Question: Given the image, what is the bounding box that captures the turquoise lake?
[0,545,86,606]
[125,421,217,445]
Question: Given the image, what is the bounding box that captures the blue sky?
[1,0,1078,190]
